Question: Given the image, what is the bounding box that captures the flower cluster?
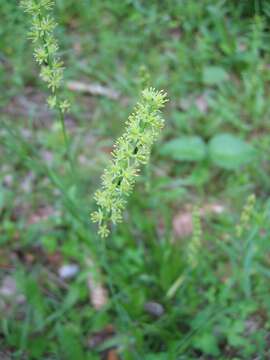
[91,88,168,238]
[20,0,70,113]
[236,194,256,237]
[188,206,202,269]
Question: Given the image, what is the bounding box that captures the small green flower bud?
[47,95,57,109]
[21,0,54,14]
[34,47,48,65]
[59,100,71,114]
[98,224,110,238]
[91,210,104,225]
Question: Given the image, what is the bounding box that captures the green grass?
[1,0,270,358]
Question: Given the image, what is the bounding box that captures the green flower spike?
[91,88,168,238]
[188,206,202,269]
[236,194,256,237]
[20,0,70,114]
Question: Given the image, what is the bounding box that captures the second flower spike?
[91,88,168,238]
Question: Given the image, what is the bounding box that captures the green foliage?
[161,133,256,171]
[160,136,207,162]
[209,133,256,169]
[202,66,229,85]
[1,0,270,358]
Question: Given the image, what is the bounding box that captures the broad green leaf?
[209,133,255,169]
[193,332,220,356]
[203,66,228,85]
[160,136,207,161]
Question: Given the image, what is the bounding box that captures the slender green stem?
[59,112,77,183]
[58,107,68,151]
[99,238,130,324]
[56,98,75,176]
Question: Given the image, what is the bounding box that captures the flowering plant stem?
[91,88,168,237]
[21,0,73,174]
[57,103,74,175]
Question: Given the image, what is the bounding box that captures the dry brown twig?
[67,81,120,100]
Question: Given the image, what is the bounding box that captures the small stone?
[144,301,164,317]
[58,264,79,279]
[0,276,17,297]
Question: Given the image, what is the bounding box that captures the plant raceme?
[188,206,202,268]
[236,194,256,237]
[20,1,168,239]
[91,88,168,238]
[20,0,70,114]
